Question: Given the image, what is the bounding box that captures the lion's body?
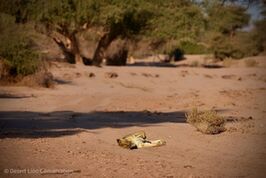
[117,131,166,149]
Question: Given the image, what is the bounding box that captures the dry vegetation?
[186,108,226,134]
[245,58,258,67]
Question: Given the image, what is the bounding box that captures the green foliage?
[0,13,39,76]
[17,0,153,39]
[202,1,257,59]
[205,1,250,34]
[30,0,101,33]
[211,31,261,60]
[252,7,266,52]
[0,0,263,63]
[101,1,152,34]
[179,41,209,54]
[1,0,155,65]
[0,39,39,76]
[148,1,206,42]
[186,108,226,134]
[212,37,244,60]
[236,32,261,56]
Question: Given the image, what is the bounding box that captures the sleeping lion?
[117,131,166,149]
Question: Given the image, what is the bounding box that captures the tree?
[252,1,266,51]
[201,0,252,59]
[90,0,152,66]
[0,0,153,66]
[0,0,259,64]
[30,0,102,65]
[204,0,250,36]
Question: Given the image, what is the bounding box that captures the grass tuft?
[186,108,226,134]
[245,59,258,67]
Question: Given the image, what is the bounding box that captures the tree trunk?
[52,37,75,64]
[69,34,83,65]
[92,32,118,66]
[52,33,83,65]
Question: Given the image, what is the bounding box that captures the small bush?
[223,58,235,67]
[0,13,54,88]
[214,46,244,60]
[190,60,200,67]
[211,32,261,60]
[0,13,40,77]
[158,41,184,61]
[20,71,54,88]
[230,50,244,59]
[213,42,244,60]
[186,108,226,134]
[0,37,40,77]
[170,48,184,61]
[245,59,258,67]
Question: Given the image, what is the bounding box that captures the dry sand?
[0,55,266,178]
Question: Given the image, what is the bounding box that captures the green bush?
[0,13,40,77]
[213,42,244,60]
[230,49,244,59]
[0,37,39,76]
[169,48,184,61]
[211,32,261,60]
[179,41,208,54]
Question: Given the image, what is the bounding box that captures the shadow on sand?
[0,110,186,139]
[127,61,178,67]
[0,93,34,99]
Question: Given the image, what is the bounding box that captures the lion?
[116,131,166,149]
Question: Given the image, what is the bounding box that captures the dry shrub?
[190,60,200,67]
[223,58,237,67]
[20,71,54,88]
[186,108,226,134]
[0,71,54,88]
[245,59,258,67]
[0,63,53,88]
[1,58,54,88]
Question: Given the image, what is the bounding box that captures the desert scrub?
[0,37,40,77]
[223,58,237,67]
[0,13,40,77]
[190,60,200,67]
[186,108,226,134]
[245,59,258,67]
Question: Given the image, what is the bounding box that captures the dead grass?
[20,71,54,88]
[0,59,54,88]
[223,58,237,67]
[190,60,200,67]
[245,59,258,67]
[186,108,226,134]
[0,71,54,88]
